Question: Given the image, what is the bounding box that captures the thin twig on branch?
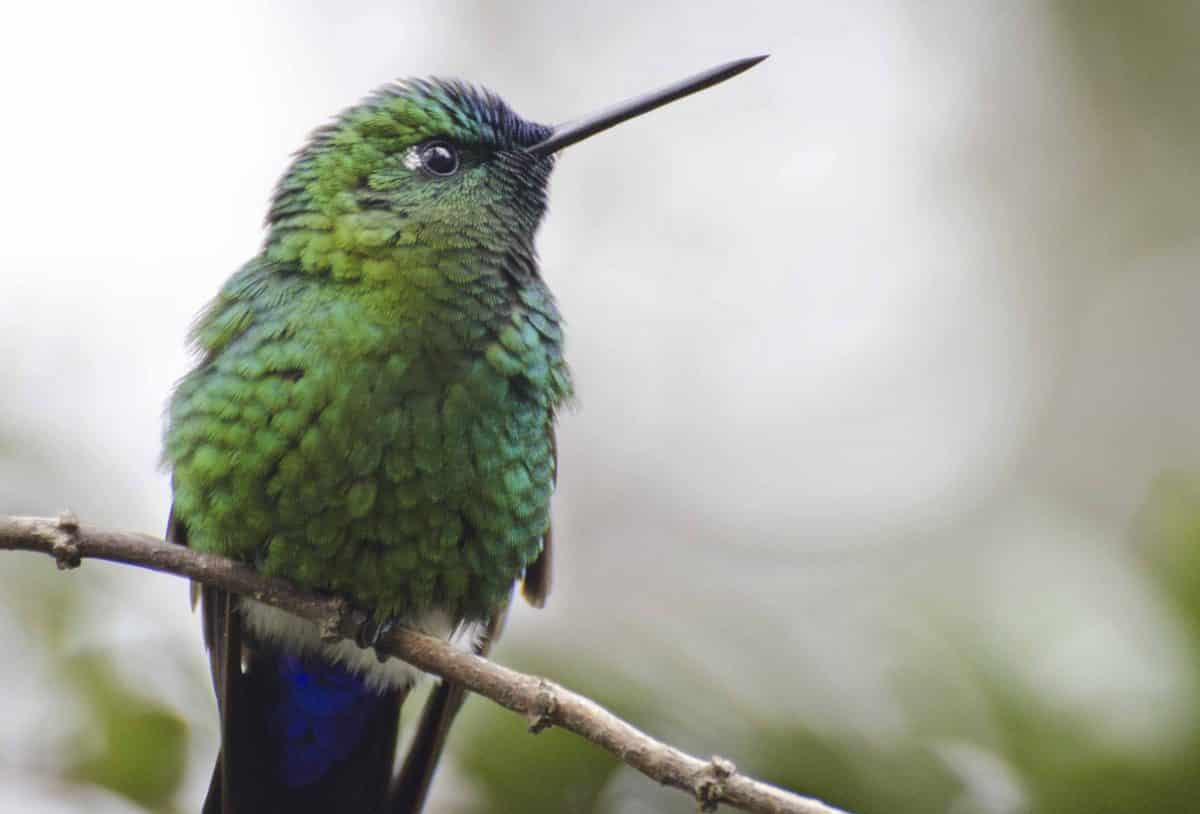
[0,513,850,814]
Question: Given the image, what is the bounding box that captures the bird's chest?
[256,311,556,618]
[169,279,563,619]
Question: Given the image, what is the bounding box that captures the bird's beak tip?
[527,54,769,158]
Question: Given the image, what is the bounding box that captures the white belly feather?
[240,600,483,692]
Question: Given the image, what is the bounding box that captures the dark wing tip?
[520,526,553,609]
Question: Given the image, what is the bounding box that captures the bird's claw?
[356,613,398,660]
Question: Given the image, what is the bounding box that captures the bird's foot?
[356,613,398,661]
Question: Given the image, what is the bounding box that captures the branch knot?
[0,513,849,814]
[696,755,737,811]
[319,597,351,643]
[50,511,81,570]
[527,678,557,734]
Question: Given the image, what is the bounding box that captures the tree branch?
[0,513,850,814]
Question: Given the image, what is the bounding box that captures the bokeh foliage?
[3,2,1200,813]
[8,478,1199,814]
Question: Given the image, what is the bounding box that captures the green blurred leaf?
[1135,471,1200,627]
[64,652,189,812]
[748,724,959,814]
[450,652,657,813]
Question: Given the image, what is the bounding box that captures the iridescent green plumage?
[166,81,570,623]
[163,58,765,814]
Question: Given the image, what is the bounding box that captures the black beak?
[526,55,768,158]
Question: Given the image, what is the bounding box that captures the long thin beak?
[527,55,768,158]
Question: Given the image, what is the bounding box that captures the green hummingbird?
[163,55,766,814]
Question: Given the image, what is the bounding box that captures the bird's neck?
[257,213,542,362]
[268,209,529,278]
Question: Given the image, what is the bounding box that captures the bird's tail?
[388,680,469,812]
[171,505,453,814]
[204,633,407,814]
[387,603,509,813]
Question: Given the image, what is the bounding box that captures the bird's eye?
[418,141,459,176]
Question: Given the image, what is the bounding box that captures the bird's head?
[265,79,554,279]
[262,57,766,282]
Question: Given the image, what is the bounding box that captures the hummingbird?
[163,55,766,814]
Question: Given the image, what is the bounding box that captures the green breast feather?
[165,257,571,621]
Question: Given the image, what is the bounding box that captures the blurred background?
[2,1,1199,812]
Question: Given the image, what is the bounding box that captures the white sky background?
[1,1,1198,811]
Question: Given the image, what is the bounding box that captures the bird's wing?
[166,504,245,814]
[388,605,510,814]
[389,418,557,811]
[520,422,557,608]
[521,523,553,608]
[170,502,410,814]
[391,416,558,811]
[169,264,414,813]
